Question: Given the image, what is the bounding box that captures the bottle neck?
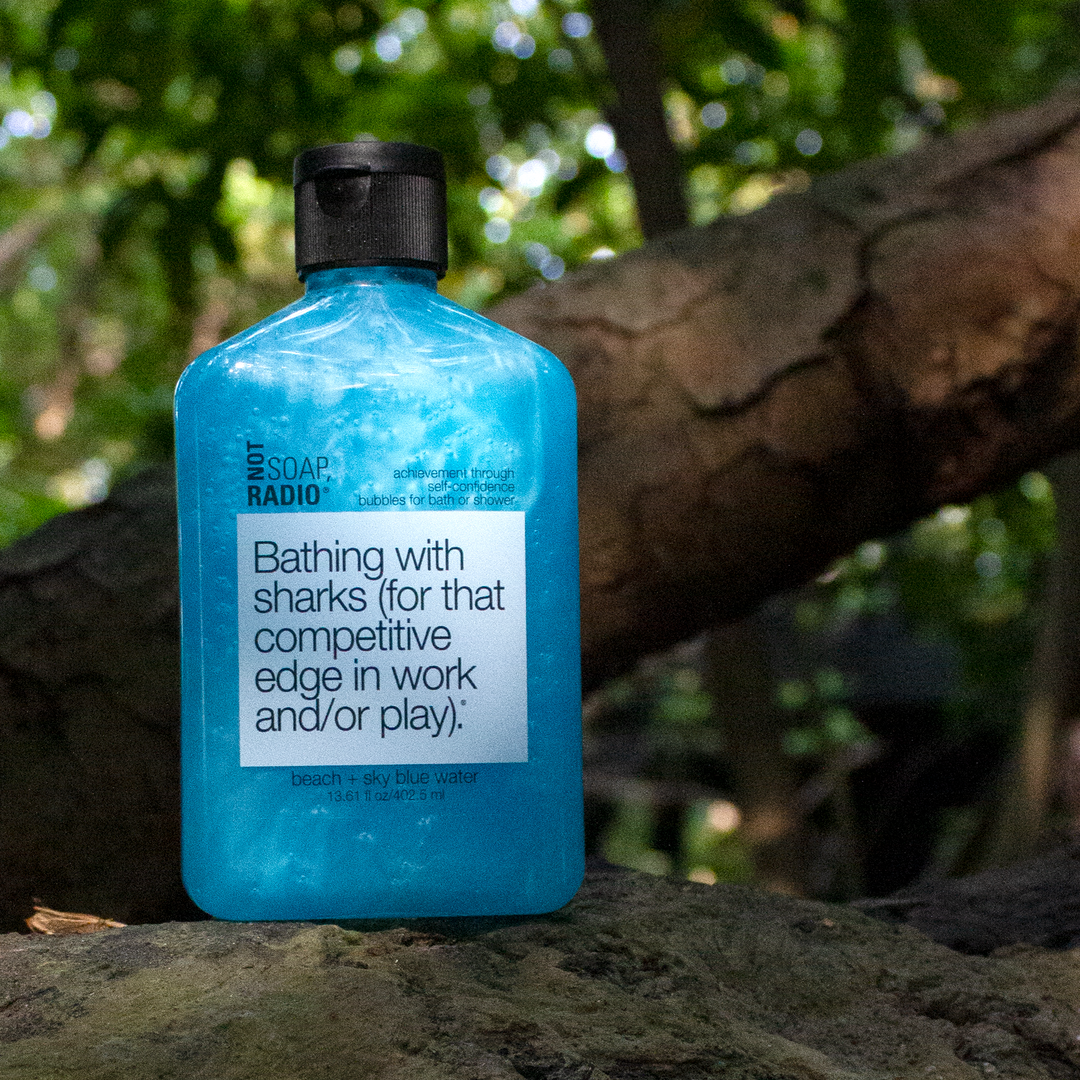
[301,265,438,293]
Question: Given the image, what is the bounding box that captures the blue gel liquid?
[175,266,583,919]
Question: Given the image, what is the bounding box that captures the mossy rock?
[4,864,1080,1078]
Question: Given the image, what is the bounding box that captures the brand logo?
[245,441,331,507]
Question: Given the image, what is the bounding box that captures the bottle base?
[183,866,586,923]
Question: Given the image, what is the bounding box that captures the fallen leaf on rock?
[25,905,125,935]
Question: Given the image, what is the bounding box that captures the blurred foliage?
[809,474,1058,729]
[588,660,758,884]
[588,473,1058,892]
[2,0,1079,889]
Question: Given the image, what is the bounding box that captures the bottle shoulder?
[176,281,571,395]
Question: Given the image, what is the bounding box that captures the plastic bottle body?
[174,267,583,920]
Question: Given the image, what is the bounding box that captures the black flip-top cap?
[293,140,448,278]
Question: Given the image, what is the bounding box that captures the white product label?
[236,511,526,767]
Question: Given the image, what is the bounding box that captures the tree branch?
[0,216,48,287]
[490,86,1080,688]
[589,0,690,238]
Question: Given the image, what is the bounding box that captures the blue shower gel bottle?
[174,141,583,920]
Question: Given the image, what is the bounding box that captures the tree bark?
[490,87,1080,690]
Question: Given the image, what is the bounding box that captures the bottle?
[174,140,583,920]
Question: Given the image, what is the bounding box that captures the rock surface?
[0,464,195,931]
[4,865,1080,1079]
[856,844,1080,955]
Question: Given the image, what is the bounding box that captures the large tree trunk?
[492,87,1080,690]
[7,90,1080,926]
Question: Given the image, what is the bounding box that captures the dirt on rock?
[3,864,1080,1078]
